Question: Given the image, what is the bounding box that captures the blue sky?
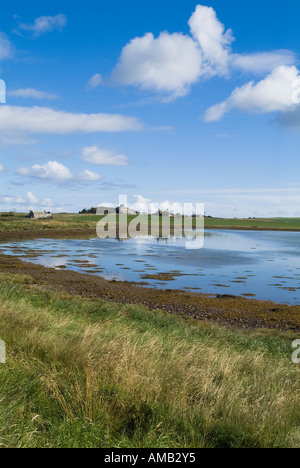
[0,0,300,217]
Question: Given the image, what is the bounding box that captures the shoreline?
[0,224,300,244]
[0,229,97,242]
[0,251,299,332]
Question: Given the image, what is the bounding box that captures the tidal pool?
[1,230,300,305]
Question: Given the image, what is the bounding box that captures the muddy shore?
[0,229,97,242]
[1,225,300,244]
[0,250,299,332]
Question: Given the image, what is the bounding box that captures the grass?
[0,272,299,448]
[204,217,300,230]
[0,212,101,232]
[0,212,300,234]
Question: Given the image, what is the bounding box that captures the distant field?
[204,217,300,231]
[0,212,299,234]
[0,212,100,232]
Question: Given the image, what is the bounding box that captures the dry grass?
[0,279,299,448]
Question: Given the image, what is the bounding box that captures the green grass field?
[0,272,299,448]
[204,217,300,230]
[0,212,300,234]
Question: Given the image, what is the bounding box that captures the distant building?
[155,209,171,217]
[117,205,138,216]
[28,211,52,219]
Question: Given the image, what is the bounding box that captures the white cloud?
[78,169,101,181]
[231,50,296,75]
[82,146,129,166]
[130,195,190,215]
[130,195,153,214]
[16,160,101,183]
[204,101,229,122]
[204,65,300,121]
[27,191,38,204]
[109,4,296,103]
[0,105,142,142]
[16,14,67,37]
[0,33,13,59]
[188,4,233,76]
[0,191,54,210]
[17,161,72,180]
[88,74,102,88]
[98,195,187,215]
[111,5,235,99]
[8,88,59,100]
[0,164,4,173]
[112,32,202,99]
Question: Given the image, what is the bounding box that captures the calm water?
[1,230,300,304]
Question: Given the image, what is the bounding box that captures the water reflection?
[1,230,300,305]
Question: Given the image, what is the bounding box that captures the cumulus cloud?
[15,14,67,37]
[88,74,102,88]
[0,105,142,142]
[0,32,13,59]
[17,161,72,181]
[108,4,296,102]
[204,65,300,121]
[111,4,234,99]
[112,32,203,99]
[188,4,233,76]
[16,160,101,183]
[0,163,4,173]
[8,88,60,100]
[82,146,129,166]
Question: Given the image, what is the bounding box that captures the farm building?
[28,211,52,219]
[155,209,171,217]
[117,205,138,216]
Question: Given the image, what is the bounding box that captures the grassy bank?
[0,212,300,237]
[0,272,299,448]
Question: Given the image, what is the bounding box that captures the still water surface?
[1,230,300,304]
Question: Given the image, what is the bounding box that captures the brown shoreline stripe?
[0,252,299,332]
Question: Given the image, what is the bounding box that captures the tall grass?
[0,278,299,448]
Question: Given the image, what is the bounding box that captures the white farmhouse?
[28,211,52,219]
